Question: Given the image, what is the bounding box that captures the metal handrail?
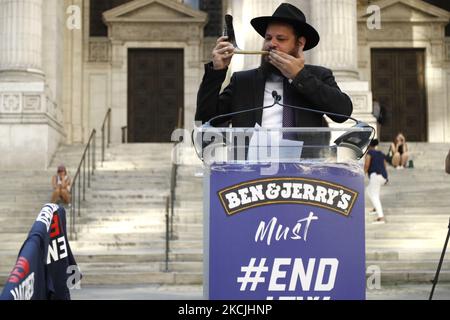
[69,129,96,240]
[170,107,183,239]
[165,195,170,272]
[165,112,183,269]
[101,108,111,166]
[164,143,180,272]
[169,155,178,240]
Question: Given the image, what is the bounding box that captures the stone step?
[70,271,202,285]
[366,239,445,249]
[77,261,203,273]
[2,238,203,257]
[72,230,202,240]
[87,182,170,190]
[74,251,203,263]
[82,200,167,208]
[0,225,202,242]
[365,231,445,239]
[77,225,202,236]
[69,240,203,251]
[76,200,168,209]
[0,249,203,267]
[90,171,171,178]
[366,260,447,271]
[364,216,448,224]
[87,189,170,197]
[0,271,202,286]
[376,270,450,284]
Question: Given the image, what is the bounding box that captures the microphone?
[271,93,374,158]
[273,91,358,124]
[201,92,280,128]
[272,90,281,102]
[199,90,374,159]
[193,92,280,161]
[205,90,359,127]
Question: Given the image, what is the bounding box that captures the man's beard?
[259,45,300,79]
[260,58,283,78]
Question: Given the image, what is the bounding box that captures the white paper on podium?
[247,125,303,162]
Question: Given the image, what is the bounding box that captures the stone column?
[311,0,358,80]
[0,0,64,169]
[311,0,376,133]
[0,0,44,79]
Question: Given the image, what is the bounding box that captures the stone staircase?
[67,143,203,285]
[366,142,450,284]
[0,143,202,286]
[1,142,450,289]
[0,143,86,283]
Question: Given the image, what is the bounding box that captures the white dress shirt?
[261,74,284,128]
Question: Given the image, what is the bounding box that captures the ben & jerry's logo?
[218,177,359,216]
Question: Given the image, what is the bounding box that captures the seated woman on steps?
[51,164,72,206]
[386,132,409,169]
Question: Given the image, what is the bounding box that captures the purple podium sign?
[206,162,365,300]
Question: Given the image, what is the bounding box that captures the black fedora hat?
[250,3,320,51]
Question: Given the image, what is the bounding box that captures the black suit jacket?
[196,62,353,127]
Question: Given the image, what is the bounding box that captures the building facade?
[0,0,449,169]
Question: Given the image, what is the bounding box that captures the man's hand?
[212,36,235,70]
[268,49,305,80]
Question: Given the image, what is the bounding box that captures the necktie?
[282,79,295,139]
[283,105,295,127]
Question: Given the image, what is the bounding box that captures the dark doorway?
[128,49,184,142]
[371,48,427,141]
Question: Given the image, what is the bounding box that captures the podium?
[195,127,372,300]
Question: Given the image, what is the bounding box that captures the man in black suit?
[196,3,353,128]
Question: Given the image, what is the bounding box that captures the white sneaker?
[396,166,404,170]
[372,218,386,224]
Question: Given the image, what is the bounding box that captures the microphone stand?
[429,217,450,300]
[192,91,375,161]
[191,95,280,161]
[272,96,375,159]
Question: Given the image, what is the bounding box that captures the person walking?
[365,139,388,224]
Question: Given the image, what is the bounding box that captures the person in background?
[372,99,384,137]
[365,139,388,224]
[386,132,409,169]
[51,164,71,205]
